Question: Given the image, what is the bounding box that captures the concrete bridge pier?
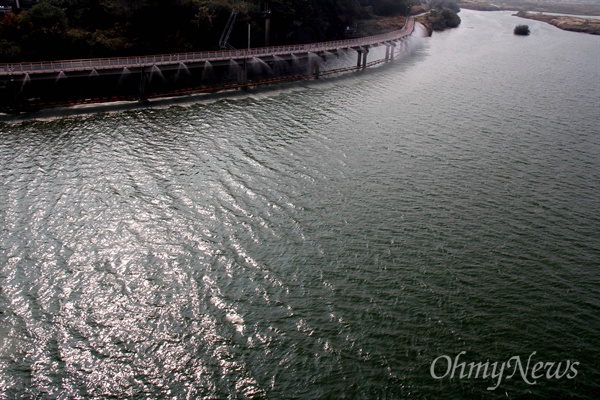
[313,61,320,78]
[240,59,248,85]
[139,66,148,101]
[356,46,369,69]
[384,42,397,62]
[12,91,22,114]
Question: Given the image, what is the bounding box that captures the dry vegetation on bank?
[457,0,600,35]
[515,11,600,34]
[458,0,600,16]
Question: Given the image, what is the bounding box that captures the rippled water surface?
[1,10,599,399]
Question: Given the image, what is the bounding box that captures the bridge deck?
[0,18,414,76]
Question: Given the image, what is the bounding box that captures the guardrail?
[0,18,414,76]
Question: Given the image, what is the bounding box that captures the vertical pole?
[248,23,251,50]
[264,14,270,47]
[264,1,270,46]
[246,23,251,87]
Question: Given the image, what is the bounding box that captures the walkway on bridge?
[0,18,415,76]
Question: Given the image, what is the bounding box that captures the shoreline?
[513,11,600,35]
[457,1,600,35]
[457,0,600,16]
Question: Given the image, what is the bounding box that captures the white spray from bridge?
[318,22,427,75]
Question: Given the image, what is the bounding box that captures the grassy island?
[514,24,530,35]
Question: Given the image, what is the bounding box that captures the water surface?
[1,10,599,399]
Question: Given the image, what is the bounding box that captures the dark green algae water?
[0,10,599,399]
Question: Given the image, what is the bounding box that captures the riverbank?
[515,11,600,35]
[457,0,600,16]
[359,10,461,38]
[357,15,410,36]
[458,0,600,35]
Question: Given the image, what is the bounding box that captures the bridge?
[0,17,416,113]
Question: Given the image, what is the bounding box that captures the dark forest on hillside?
[0,0,421,61]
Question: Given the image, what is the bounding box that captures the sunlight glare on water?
[1,10,599,399]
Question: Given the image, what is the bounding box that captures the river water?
[1,9,599,399]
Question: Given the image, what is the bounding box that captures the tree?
[18,2,71,59]
[1,0,418,60]
[514,24,530,35]
[370,0,410,16]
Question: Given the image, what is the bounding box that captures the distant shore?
[367,1,600,37]
[457,0,600,35]
[513,11,600,35]
[362,6,462,38]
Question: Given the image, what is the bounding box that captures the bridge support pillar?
[239,60,248,85]
[139,66,148,101]
[385,45,390,62]
[390,42,396,61]
[313,62,320,78]
[12,91,22,115]
[356,47,369,69]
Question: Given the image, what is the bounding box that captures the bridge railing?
[0,18,414,76]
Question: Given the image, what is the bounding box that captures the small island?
[514,24,530,35]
